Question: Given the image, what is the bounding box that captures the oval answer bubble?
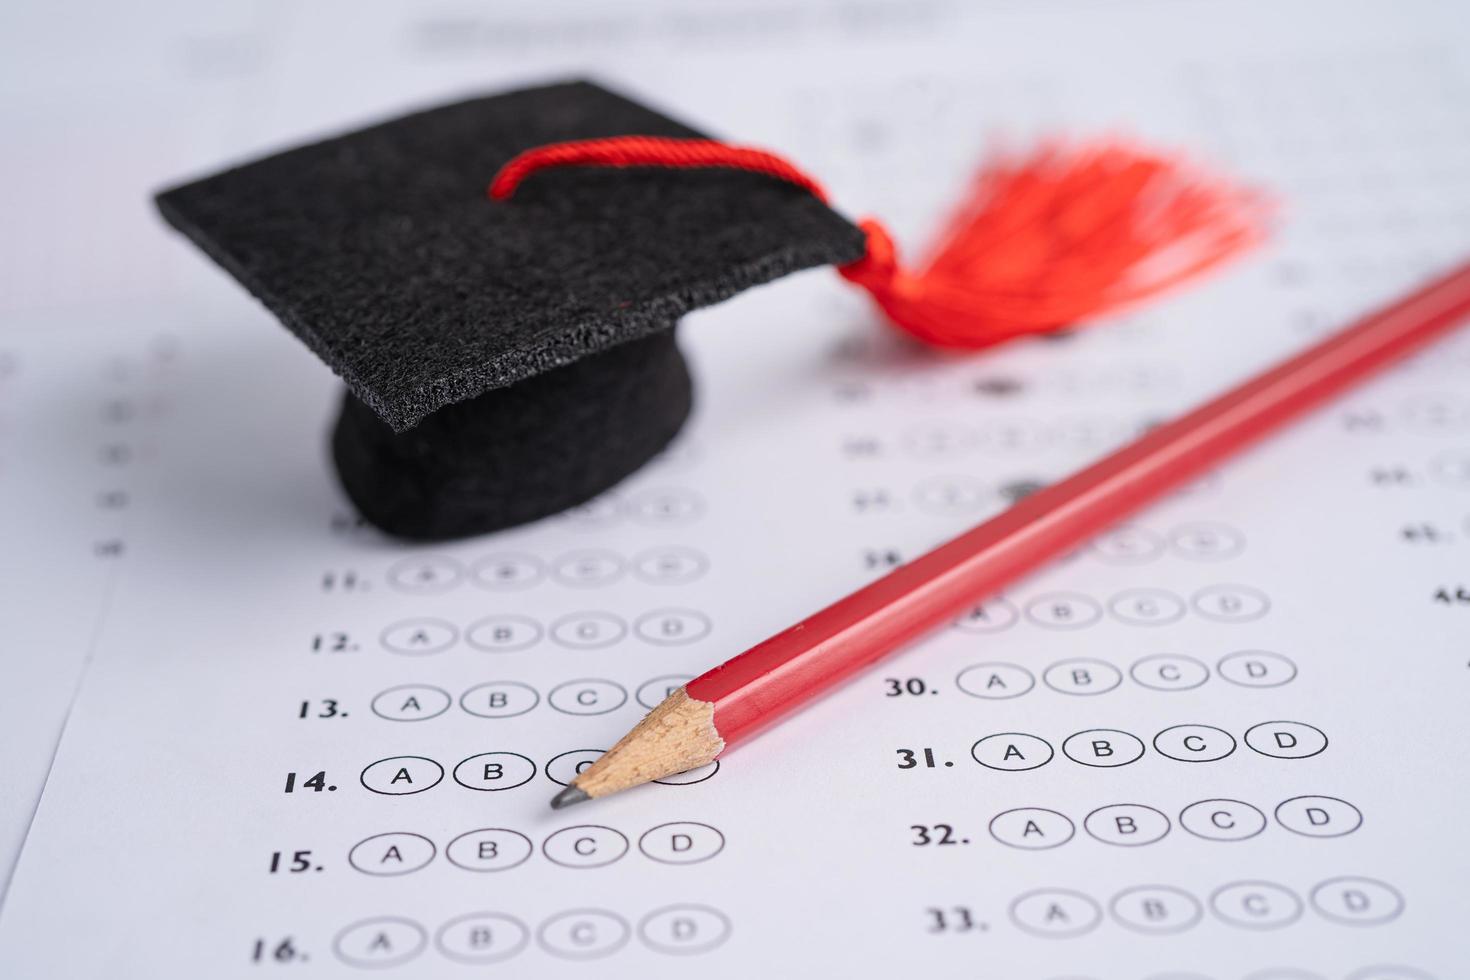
[1063,729,1145,767]
[387,556,462,594]
[1209,880,1302,930]
[971,733,1054,771]
[471,552,544,591]
[1129,654,1209,692]
[1109,884,1202,934]
[452,752,536,792]
[334,916,426,968]
[988,807,1075,850]
[538,909,630,960]
[1217,650,1297,688]
[370,684,451,722]
[465,614,543,653]
[1107,588,1186,626]
[1042,658,1122,696]
[543,825,629,869]
[548,679,628,716]
[955,662,1034,700]
[1090,524,1164,564]
[1179,799,1267,842]
[444,828,533,873]
[1274,795,1362,837]
[1244,720,1327,759]
[633,546,709,585]
[550,612,627,650]
[1083,803,1170,846]
[1310,876,1404,926]
[1191,583,1270,622]
[952,598,1018,633]
[360,755,444,795]
[639,822,725,864]
[627,487,704,525]
[552,549,625,587]
[380,617,458,656]
[1153,724,1236,763]
[435,912,529,964]
[459,681,539,719]
[348,832,436,876]
[1009,888,1101,938]
[1025,592,1103,630]
[639,904,732,954]
[1169,521,1246,560]
[635,608,712,646]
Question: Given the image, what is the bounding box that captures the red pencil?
[552,257,1470,809]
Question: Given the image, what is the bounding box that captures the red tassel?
[839,143,1269,347]
[491,136,1268,349]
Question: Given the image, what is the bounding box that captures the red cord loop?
[489,136,1267,350]
[490,136,830,203]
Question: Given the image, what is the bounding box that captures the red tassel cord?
[490,135,1268,349]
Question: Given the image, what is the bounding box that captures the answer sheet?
[2,2,1469,978]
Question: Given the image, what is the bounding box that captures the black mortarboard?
[156,80,866,540]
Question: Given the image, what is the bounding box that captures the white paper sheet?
[0,320,180,893]
[2,2,1469,978]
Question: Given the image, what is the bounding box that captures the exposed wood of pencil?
[551,257,1470,809]
[558,687,723,805]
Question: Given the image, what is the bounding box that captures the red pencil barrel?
[687,258,1470,748]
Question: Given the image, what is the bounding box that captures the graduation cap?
[157,79,1264,541]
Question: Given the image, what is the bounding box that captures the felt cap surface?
[156,80,867,431]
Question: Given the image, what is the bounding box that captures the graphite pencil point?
[550,786,591,810]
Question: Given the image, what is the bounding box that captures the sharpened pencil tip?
[550,785,591,810]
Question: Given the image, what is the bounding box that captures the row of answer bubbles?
[544,749,715,788]
[334,903,730,967]
[831,363,1178,404]
[988,794,1362,850]
[953,584,1271,632]
[954,650,1297,699]
[890,503,1248,565]
[1090,522,1246,562]
[896,418,1151,459]
[1430,449,1470,487]
[860,473,1221,514]
[358,751,716,795]
[905,480,1249,554]
[347,820,725,877]
[969,720,1328,770]
[1341,393,1470,434]
[562,486,705,527]
[380,608,711,654]
[371,675,690,721]
[386,543,708,594]
[1009,875,1403,939]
